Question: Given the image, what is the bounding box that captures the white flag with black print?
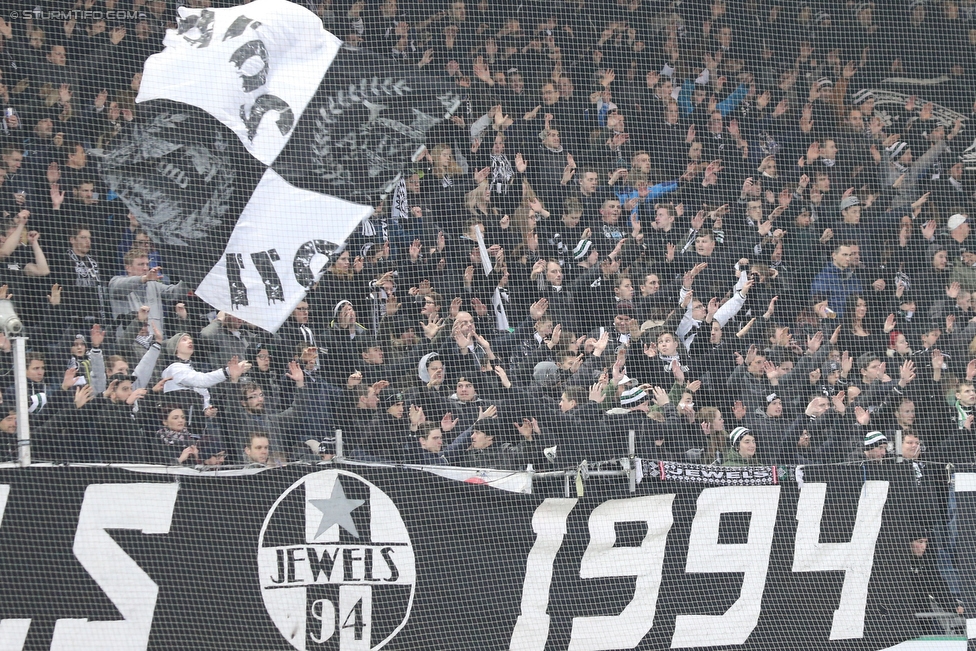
[97,0,460,332]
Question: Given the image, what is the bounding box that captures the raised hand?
[90,324,105,349]
[142,266,163,283]
[883,313,897,333]
[806,331,823,354]
[286,360,304,389]
[125,387,148,405]
[436,295,456,319]
[453,325,473,349]
[470,297,489,317]
[706,297,719,320]
[670,359,686,384]
[531,258,548,277]
[651,386,670,407]
[103,378,119,399]
[109,25,126,45]
[545,323,563,350]
[830,390,847,414]
[408,404,426,427]
[477,404,498,420]
[841,350,853,375]
[421,315,445,340]
[898,359,916,387]
[152,377,172,393]
[515,153,527,173]
[74,384,94,409]
[682,262,708,289]
[733,400,746,420]
[62,367,78,391]
[227,356,253,382]
[740,278,756,296]
[589,380,608,403]
[441,411,459,432]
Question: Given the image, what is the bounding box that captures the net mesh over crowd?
[0,0,974,650]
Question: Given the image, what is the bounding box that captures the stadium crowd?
[0,0,970,627]
[0,0,973,472]
[0,1,974,469]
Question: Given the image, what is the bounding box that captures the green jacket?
[722,448,759,467]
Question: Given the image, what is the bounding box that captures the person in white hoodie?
[676,261,752,355]
[159,331,250,427]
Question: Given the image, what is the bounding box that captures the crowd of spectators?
[0,1,975,471]
[0,0,971,627]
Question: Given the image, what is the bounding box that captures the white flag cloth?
[195,168,371,331]
[474,227,493,275]
[138,0,340,165]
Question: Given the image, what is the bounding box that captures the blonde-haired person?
[423,143,489,234]
[696,405,728,464]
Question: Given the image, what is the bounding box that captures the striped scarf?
[157,426,199,447]
[954,400,972,429]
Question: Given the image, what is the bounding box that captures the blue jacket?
[615,180,679,220]
[678,81,749,117]
[810,264,863,315]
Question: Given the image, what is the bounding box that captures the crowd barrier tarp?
[0,464,923,650]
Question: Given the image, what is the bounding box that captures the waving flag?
[97,0,459,332]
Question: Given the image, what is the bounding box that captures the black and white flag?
[97,0,459,332]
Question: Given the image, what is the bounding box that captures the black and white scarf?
[659,353,689,373]
[27,382,47,414]
[490,154,514,193]
[157,426,199,447]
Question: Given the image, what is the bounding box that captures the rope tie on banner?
[575,460,588,497]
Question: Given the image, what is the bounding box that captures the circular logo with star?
[258,470,415,650]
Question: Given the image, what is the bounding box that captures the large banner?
[98,0,460,332]
[0,464,923,650]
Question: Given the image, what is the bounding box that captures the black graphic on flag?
[94,102,265,287]
[272,46,461,206]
